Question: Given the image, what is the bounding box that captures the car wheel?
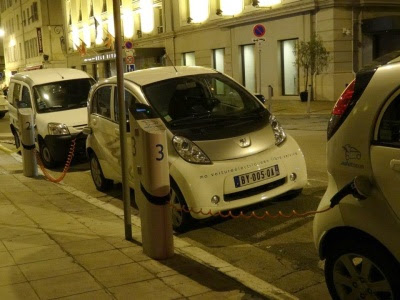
[39,141,57,168]
[0,112,5,119]
[170,182,193,232]
[325,236,400,300]
[90,153,113,192]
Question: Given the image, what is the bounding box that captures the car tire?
[90,152,113,192]
[170,182,194,233]
[0,112,5,119]
[325,236,400,300]
[39,141,57,169]
[12,130,20,150]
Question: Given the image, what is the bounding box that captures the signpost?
[252,24,266,95]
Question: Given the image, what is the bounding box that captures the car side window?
[378,93,400,146]
[20,86,32,108]
[114,89,136,122]
[12,83,21,107]
[91,86,111,119]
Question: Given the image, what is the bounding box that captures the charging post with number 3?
[129,103,174,260]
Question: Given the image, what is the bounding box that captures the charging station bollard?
[129,104,174,260]
[18,108,38,177]
[267,85,273,112]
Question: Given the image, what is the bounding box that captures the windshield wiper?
[169,113,212,126]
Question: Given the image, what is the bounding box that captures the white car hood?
[36,107,87,134]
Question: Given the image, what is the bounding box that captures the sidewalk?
[268,99,334,116]
[0,149,298,300]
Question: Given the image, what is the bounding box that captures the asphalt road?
[0,114,332,299]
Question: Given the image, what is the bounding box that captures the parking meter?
[18,108,38,177]
[129,103,174,260]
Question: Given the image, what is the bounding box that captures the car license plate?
[234,165,280,188]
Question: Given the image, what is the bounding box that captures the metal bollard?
[307,84,312,114]
[18,108,38,177]
[267,85,273,112]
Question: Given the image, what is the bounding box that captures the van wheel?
[170,182,194,232]
[325,236,400,300]
[0,112,5,119]
[90,153,113,192]
[12,131,20,150]
[39,141,56,168]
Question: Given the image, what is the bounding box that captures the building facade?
[0,0,66,82]
[2,0,400,101]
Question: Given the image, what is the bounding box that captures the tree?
[295,33,330,100]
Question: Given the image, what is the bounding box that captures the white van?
[8,68,95,167]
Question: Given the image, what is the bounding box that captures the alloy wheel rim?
[170,188,183,228]
[91,157,102,188]
[333,253,393,300]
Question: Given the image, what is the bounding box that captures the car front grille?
[224,177,286,202]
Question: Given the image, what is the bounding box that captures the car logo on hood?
[237,136,251,148]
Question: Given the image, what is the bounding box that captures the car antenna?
[163,53,178,73]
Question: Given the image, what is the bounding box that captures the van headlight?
[269,115,286,145]
[172,136,212,164]
[48,123,70,135]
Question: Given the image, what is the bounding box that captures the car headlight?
[269,115,286,145]
[48,123,70,135]
[172,136,212,164]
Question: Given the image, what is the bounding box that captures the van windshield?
[33,79,93,113]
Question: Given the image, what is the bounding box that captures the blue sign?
[253,24,266,38]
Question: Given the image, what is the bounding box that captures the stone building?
[0,0,66,82]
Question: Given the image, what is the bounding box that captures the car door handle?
[114,128,120,136]
[390,159,400,172]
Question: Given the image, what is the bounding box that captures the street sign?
[253,24,266,38]
[126,56,135,64]
[125,40,133,49]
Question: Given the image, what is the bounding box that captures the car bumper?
[170,135,308,219]
[44,134,87,162]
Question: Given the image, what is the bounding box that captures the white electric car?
[313,51,400,299]
[85,66,307,231]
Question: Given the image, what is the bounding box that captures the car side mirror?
[255,94,266,103]
[82,127,92,135]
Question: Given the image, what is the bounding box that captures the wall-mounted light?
[189,0,209,23]
[216,9,223,16]
[220,0,243,15]
[140,0,154,33]
[0,28,5,37]
[187,17,193,24]
[123,9,134,38]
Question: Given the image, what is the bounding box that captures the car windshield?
[142,73,266,129]
[33,79,93,113]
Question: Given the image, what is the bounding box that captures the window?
[281,39,298,95]
[213,49,225,94]
[188,0,209,23]
[114,89,137,122]
[11,83,21,106]
[212,48,224,72]
[183,52,195,66]
[241,44,255,93]
[31,2,38,22]
[20,86,32,108]
[92,86,111,118]
[377,94,400,147]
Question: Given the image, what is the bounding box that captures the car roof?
[103,66,219,86]
[11,68,91,86]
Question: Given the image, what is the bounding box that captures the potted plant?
[295,33,330,102]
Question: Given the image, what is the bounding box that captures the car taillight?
[332,80,355,115]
